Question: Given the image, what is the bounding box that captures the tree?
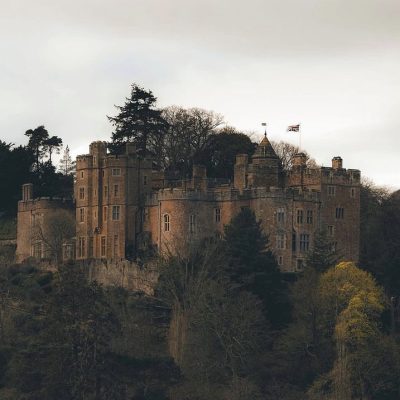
[196,126,256,180]
[32,209,75,263]
[44,135,63,163]
[271,140,317,171]
[58,145,75,176]
[305,229,339,273]
[108,84,168,156]
[25,125,49,170]
[161,106,224,175]
[223,208,290,328]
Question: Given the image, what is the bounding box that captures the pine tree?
[58,145,75,176]
[305,229,339,273]
[108,84,168,156]
[223,208,290,328]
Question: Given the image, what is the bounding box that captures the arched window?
[163,214,170,232]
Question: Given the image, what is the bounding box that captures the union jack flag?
[287,124,300,132]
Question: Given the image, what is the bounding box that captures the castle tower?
[247,135,283,188]
[75,142,153,261]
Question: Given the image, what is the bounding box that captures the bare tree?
[161,106,224,174]
[32,209,75,264]
[271,140,317,171]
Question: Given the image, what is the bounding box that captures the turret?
[22,183,33,201]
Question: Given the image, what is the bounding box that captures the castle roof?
[252,134,279,160]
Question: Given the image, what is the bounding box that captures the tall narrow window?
[143,175,148,186]
[101,236,106,257]
[328,186,336,196]
[78,237,86,258]
[277,208,285,224]
[300,234,310,252]
[79,187,85,200]
[114,184,119,197]
[112,205,120,221]
[297,209,303,224]
[104,186,108,197]
[278,256,283,266]
[103,206,108,222]
[113,235,119,258]
[88,237,94,258]
[306,210,313,224]
[163,214,170,232]
[79,208,85,223]
[350,188,356,198]
[215,208,221,223]
[335,207,344,219]
[292,233,297,252]
[189,214,196,234]
[276,234,286,249]
[328,225,335,236]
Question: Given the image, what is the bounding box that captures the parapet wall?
[86,259,159,295]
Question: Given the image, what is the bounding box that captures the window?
[215,208,221,223]
[277,208,285,224]
[163,214,170,232]
[114,184,119,197]
[79,187,85,200]
[278,256,283,266]
[276,233,286,249]
[328,225,335,236]
[292,233,297,252]
[33,242,42,259]
[113,235,119,258]
[297,209,304,224]
[143,208,149,223]
[78,237,85,258]
[189,214,196,234]
[331,241,338,252]
[79,208,85,223]
[112,168,121,176]
[350,187,356,198]
[306,210,313,224]
[104,186,108,197]
[143,175,147,186]
[297,259,304,270]
[81,171,84,179]
[328,186,336,196]
[103,206,108,222]
[88,237,94,258]
[101,236,106,257]
[102,170,105,177]
[335,207,344,219]
[112,205,120,221]
[300,234,310,252]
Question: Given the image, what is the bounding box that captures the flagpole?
[299,125,302,150]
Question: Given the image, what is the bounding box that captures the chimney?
[192,165,207,191]
[234,154,249,192]
[332,157,343,169]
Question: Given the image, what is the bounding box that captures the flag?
[261,122,267,126]
[287,124,300,132]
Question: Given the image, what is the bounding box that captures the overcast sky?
[1,0,399,188]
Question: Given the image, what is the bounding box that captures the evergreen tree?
[58,145,75,176]
[44,135,63,163]
[25,125,49,170]
[305,229,339,272]
[108,84,168,156]
[223,208,290,328]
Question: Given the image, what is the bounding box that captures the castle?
[16,136,360,273]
